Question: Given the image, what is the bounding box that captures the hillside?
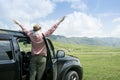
[50,35,120,47]
[52,41,120,54]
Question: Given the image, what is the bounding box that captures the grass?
[77,53,120,80]
[19,41,120,80]
[52,41,120,80]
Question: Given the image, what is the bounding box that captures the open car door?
[42,34,57,80]
[42,34,53,80]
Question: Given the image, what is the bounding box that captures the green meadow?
[53,41,120,80]
[20,41,120,80]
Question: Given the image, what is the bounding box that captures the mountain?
[49,35,120,47]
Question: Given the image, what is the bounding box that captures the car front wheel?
[64,71,79,80]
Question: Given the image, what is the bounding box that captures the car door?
[42,34,57,80]
[46,39,58,80]
[0,36,19,80]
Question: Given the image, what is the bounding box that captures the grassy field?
[53,41,120,80]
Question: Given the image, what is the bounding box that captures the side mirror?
[56,50,65,58]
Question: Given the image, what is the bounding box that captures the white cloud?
[71,0,87,11]
[97,13,120,17]
[0,0,55,21]
[64,12,103,37]
[111,25,120,37]
[0,0,115,38]
[110,17,120,37]
[0,22,10,29]
[53,0,79,2]
[104,17,120,37]
[53,0,87,11]
[41,12,103,37]
[112,17,120,23]
[0,0,55,31]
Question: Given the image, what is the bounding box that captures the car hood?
[59,55,80,62]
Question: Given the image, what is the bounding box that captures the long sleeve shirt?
[20,22,61,56]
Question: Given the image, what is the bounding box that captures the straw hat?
[33,24,41,31]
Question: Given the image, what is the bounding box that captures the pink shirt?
[20,23,60,56]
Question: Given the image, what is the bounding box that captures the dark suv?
[0,29,83,80]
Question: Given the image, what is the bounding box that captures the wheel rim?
[70,74,78,80]
[64,71,80,80]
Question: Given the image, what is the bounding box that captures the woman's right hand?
[13,20,20,25]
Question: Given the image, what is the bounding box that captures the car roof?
[0,29,27,38]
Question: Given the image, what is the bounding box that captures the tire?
[64,71,79,80]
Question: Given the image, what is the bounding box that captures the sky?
[0,0,120,37]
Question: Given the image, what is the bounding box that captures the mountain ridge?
[49,35,120,47]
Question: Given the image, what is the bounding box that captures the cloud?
[65,12,103,37]
[0,0,55,21]
[53,0,79,2]
[0,0,55,31]
[110,17,120,37]
[111,25,120,37]
[43,11,103,37]
[70,0,87,11]
[112,17,120,23]
[97,13,120,17]
[53,0,87,11]
[0,22,10,29]
[0,0,112,37]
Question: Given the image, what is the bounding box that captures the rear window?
[0,40,13,60]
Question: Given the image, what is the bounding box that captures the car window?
[18,38,31,53]
[0,40,13,60]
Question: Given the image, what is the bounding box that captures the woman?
[13,16,65,80]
